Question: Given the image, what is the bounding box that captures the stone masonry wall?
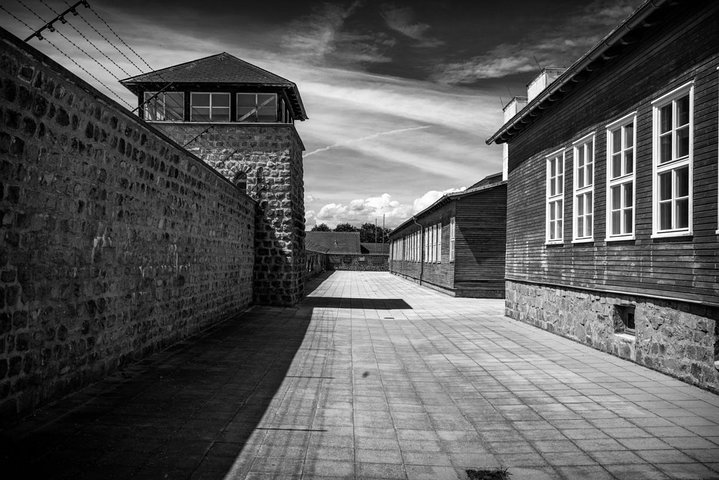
[506,280,719,392]
[0,30,255,421]
[156,124,305,306]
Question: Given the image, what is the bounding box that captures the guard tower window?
[143,92,184,121]
[237,93,277,122]
[191,92,230,122]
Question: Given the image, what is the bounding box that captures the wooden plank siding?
[389,182,507,298]
[389,202,456,293]
[455,184,507,298]
[505,3,719,305]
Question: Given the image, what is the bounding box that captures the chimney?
[501,96,528,181]
[527,67,565,102]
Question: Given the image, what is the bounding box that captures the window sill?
[650,231,692,239]
[545,241,565,247]
[605,235,635,242]
[613,332,636,342]
[572,238,594,244]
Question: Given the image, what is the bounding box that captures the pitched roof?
[305,232,361,254]
[120,52,307,120]
[361,243,389,255]
[486,0,672,145]
[121,52,292,85]
[389,172,506,237]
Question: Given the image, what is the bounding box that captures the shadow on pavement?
[1,298,314,479]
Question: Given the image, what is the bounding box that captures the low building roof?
[361,243,390,255]
[120,52,307,120]
[389,172,505,238]
[306,232,361,254]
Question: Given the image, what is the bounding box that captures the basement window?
[614,304,636,336]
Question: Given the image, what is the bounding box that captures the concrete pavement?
[2,271,719,479]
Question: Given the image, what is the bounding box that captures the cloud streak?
[304,125,431,157]
[433,0,639,83]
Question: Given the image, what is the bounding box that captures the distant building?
[306,232,388,271]
[121,53,308,305]
[389,174,506,298]
[305,231,362,254]
[487,1,719,390]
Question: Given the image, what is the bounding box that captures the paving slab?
[2,271,719,479]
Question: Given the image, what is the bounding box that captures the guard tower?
[121,53,308,305]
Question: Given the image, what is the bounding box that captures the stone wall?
[156,124,305,306]
[0,29,256,421]
[327,254,388,271]
[506,280,719,392]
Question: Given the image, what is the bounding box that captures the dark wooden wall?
[455,185,507,298]
[505,2,719,305]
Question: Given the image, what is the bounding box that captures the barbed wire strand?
[62,0,146,75]
[41,0,133,77]
[16,0,126,83]
[84,2,153,71]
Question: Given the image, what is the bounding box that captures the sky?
[1,0,644,228]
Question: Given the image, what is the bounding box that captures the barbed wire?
[62,0,146,75]
[41,0,132,77]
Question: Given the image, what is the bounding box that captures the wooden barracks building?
[389,173,507,298]
[487,1,719,390]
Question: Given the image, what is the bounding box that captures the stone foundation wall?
[0,30,255,422]
[506,280,719,392]
[156,124,305,306]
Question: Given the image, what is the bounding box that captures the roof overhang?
[486,0,670,145]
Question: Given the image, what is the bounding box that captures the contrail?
[304,125,431,158]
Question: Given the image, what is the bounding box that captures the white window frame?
[572,133,595,242]
[651,81,694,238]
[143,91,185,121]
[449,217,456,262]
[237,93,278,122]
[606,112,637,241]
[437,223,442,263]
[190,92,231,122]
[546,149,565,244]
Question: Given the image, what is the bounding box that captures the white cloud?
[412,187,466,214]
[314,193,413,228]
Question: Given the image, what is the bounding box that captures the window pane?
[191,107,210,122]
[612,211,621,235]
[585,216,592,237]
[576,148,584,168]
[660,104,672,133]
[549,203,556,221]
[612,154,622,179]
[623,208,633,234]
[624,183,633,207]
[192,93,210,107]
[577,166,585,189]
[557,174,563,194]
[659,172,672,200]
[237,93,256,107]
[676,166,689,197]
[586,143,593,163]
[257,94,277,122]
[676,126,689,158]
[624,151,633,174]
[577,217,584,238]
[624,124,633,147]
[238,108,257,122]
[612,129,621,153]
[586,163,593,187]
[676,95,689,126]
[212,94,230,107]
[550,159,556,177]
[212,107,230,121]
[660,134,672,163]
[144,92,160,120]
[557,157,563,174]
[611,185,621,210]
[659,203,671,230]
[586,193,593,214]
[165,93,184,120]
[675,199,689,229]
